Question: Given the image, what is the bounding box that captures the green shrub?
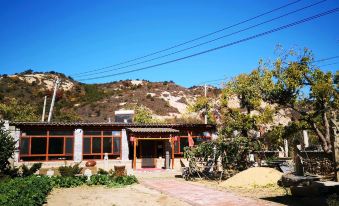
[58,164,82,177]
[21,163,42,177]
[0,122,16,173]
[0,175,52,206]
[50,176,87,188]
[0,174,138,206]
[97,168,109,175]
[87,175,138,187]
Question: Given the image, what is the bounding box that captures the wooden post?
[133,138,137,170]
[171,138,174,169]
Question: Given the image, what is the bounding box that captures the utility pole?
[41,96,47,122]
[204,84,208,124]
[48,78,60,122]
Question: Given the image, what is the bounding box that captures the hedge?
[0,174,138,206]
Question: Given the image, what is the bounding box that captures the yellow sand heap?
[220,167,283,188]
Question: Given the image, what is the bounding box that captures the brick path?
[141,179,275,206]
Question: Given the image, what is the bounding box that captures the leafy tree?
[133,105,156,123]
[189,96,216,123]
[220,69,275,137]
[266,48,338,154]
[0,122,16,173]
[0,98,39,121]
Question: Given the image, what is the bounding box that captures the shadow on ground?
[261,195,328,206]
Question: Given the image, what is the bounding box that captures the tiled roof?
[127,127,179,133]
[9,121,216,128]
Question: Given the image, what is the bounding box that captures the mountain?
[0,71,221,122]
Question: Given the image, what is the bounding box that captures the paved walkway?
[141,179,275,206]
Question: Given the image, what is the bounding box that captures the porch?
[128,127,178,170]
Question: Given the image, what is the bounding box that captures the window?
[19,130,74,161]
[103,138,112,153]
[174,131,211,155]
[83,130,121,160]
[92,137,101,153]
[113,137,120,154]
[180,137,189,153]
[31,138,47,154]
[83,138,91,154]
[49,138,64,154]
[20,138,30,155]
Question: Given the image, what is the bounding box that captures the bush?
[58,164,82,177]
[97,168,109,175]
[50,176,87,188]
[0,175,53,206]
[0,122,17,174]
[21,163,42,177]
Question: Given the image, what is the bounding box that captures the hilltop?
[0,71,220,122]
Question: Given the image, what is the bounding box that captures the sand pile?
[220,167,283,188]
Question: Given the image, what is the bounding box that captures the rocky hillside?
[0,71,220,122]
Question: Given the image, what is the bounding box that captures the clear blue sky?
[0,0,338,87]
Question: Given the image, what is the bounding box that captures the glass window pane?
[193,137,206,145]
[66,138,73,154]
[92,137,101,153]
[113,137,120,154]
[180,138,189,153]
[83,138,91,154]
[103,137,112,153]
[103,131,112,136]
[20,138,30,154]
[31,138,47,154]
[24,130,47,136]
[48,138,64,154]
[84,131,101,135]
[50,130,73,136]
[112,131,121,137]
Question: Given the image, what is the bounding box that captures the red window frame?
[19,130,74,162]
[82,130,122,160]
[174,135,211,155]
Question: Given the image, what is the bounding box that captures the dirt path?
[141,179,277,206]
[46,184,190,206]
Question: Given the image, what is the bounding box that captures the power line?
[74,0,326,78]
[78,8,339,82]
[71,0,302,77]
[317,61,339,67]
[313,55,339,63]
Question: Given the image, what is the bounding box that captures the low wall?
[300,151,334,176]
[15,160,133,172]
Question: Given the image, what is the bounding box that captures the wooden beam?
[135,138,170,140]
[133,139,137,169]
[171,138,174,169]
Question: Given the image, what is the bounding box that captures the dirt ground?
[45,184,190,206]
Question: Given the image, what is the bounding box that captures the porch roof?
[126,127,179,133]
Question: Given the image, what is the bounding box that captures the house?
[7,121,216,170]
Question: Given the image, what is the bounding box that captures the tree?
[133,105,156,123]
[266,48,338,154]
[220,69,275,138]
[0,98,39,121]
[0,122,16,173]
[189,96,217,123]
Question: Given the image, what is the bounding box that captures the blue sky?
[0,0,338,87]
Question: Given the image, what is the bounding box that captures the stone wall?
[300,151,334,176]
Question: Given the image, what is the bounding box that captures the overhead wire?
[71,0,302,76]
[74,0,326,78]
[77,8,339,82]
